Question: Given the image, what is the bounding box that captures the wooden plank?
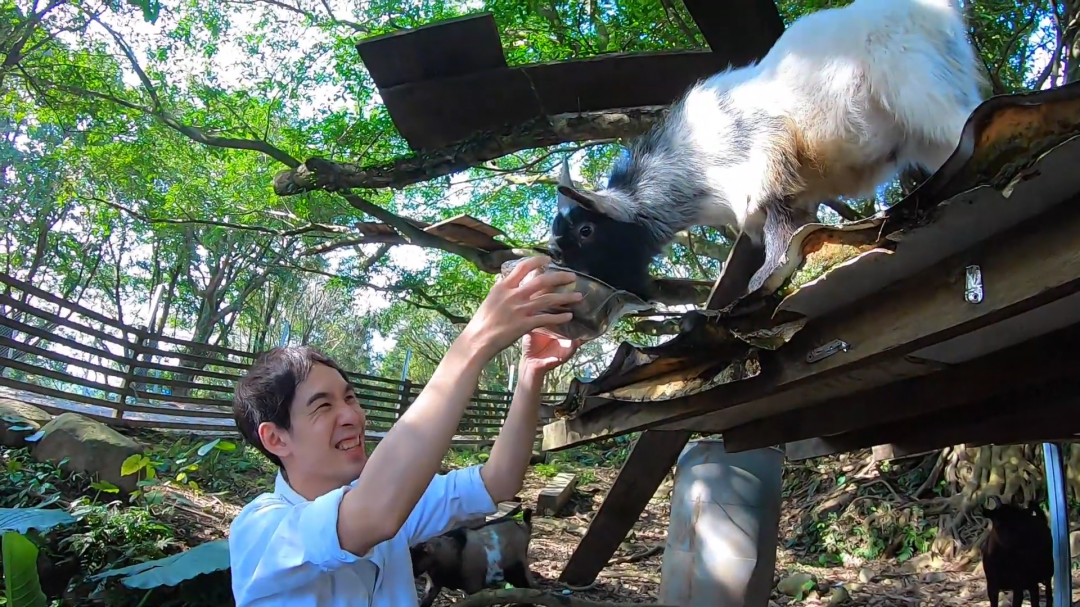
[379,67,543,151]
[354,13,507,90]
[522,51,729,115]
[537,472,579,516]
[423,215,509,251]
[543,196,1080,451]
[559,430,691,586]
[380,51,726,150]
[682,0,785,62]
[785,373,1080,461]
[720,322,1080,453]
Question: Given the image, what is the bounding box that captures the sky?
[14,0,1065,388]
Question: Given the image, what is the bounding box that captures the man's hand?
[521,331,581,375]
[461,256,582,360]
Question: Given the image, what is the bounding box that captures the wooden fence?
[0,272,565,446]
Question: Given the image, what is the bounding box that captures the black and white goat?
[549,0,984,304]
[410,506,535,607]
[980,496,1054,607]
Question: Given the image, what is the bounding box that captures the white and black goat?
[980,496,1054,607]
[549,0,985,304]
[410,506,535,607]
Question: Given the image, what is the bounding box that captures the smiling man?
[227,255,583,606]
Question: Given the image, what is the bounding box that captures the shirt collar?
[273,470,360,504]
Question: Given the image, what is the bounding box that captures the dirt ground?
[409,465,1080,607]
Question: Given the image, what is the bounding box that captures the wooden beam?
[558,430,691,586]
[720,321,1080,453]
[681,0,785,63]
[536,472,579,516]
[785,373,1080,461]
[543,196,1080,451]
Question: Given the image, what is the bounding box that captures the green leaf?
[6,424,35,432]
[89,539,230,589]
[3,532,47,607]
[196,439,221,457]
[121,454,146,476]
[90,480,121,494]
[0,508,77,534]
[214,440,237,452]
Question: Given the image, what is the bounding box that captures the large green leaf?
[3,532,47,607]
[89,538,230,589]
[0,508,77,534]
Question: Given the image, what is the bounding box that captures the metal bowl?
[500,257,653,342]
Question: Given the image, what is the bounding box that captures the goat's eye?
[579,224,594,239]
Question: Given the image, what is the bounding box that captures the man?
[228,255,582,606]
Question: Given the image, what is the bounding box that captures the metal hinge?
[806,339,850,364]
[965,265,984,304]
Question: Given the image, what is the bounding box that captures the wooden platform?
[546,81,1080,585]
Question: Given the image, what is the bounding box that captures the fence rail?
[0,272,565,446]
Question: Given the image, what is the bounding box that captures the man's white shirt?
[229,465,497,606]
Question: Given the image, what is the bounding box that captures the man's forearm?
[338,335,487,553]
[482,362,545,502]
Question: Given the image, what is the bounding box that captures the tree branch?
[271,106,668,195]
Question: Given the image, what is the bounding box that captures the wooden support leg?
[558,430,692,587]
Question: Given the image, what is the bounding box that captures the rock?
[857,567,875,583]
[777,573,817,597]
[827,585,851,605]
[32,413,145,494]
[0,398,52,448]
[1070,530,1080,559]
[921,571,947,583]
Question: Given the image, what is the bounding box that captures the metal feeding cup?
[500,257,653,342]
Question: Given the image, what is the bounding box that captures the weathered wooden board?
[537,472,579,516]
[558,430,691,586]
[721,321,1080,453]
[682,0,785,60]
[354,13,507,90]
[785,376,1080,461]
[543,195,1080,451]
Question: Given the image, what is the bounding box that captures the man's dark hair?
[233,346,351,468]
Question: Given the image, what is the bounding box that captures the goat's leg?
[986,581,999,607]
[1026,584,1041,607]
[707,227,766,311]
[504,561,534,589]
[1042,578,1052,607]
[746,201,805,296]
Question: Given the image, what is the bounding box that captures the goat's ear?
[556,186,635,222]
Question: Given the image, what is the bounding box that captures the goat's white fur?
[575,0,985,245]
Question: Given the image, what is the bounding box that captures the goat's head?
[981,496,1045,541]
[548,157,661,299]
[410,534,462,576]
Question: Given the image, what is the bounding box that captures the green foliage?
[89,538,229,590]
[0,508,76,535]
[2,531,47,607]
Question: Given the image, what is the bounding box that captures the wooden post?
[397,379,413,421]
[558,430,693,586]
[116,330,146,420]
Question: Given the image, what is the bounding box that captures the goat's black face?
[549,201,658,299]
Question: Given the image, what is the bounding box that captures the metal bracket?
[965,265,984,304]
[806,339,850,364]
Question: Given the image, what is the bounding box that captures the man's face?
[259,363,368,487]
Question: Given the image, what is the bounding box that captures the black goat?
[980,496,1054,607]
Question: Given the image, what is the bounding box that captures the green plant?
[533,462,561,479]
[3,531,47,607]
[90,539,230,590]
